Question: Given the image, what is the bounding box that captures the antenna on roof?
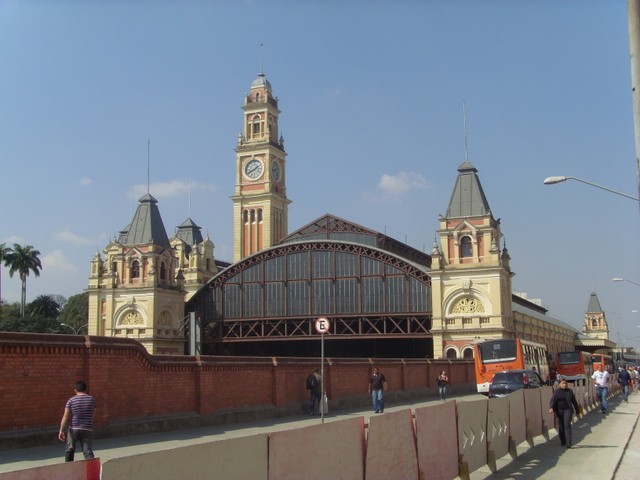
[188,174,192,217]
[259,43,265,74]
[147,140,151,194]
[463,100,470,162]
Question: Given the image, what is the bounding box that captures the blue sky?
[2,0,639,346]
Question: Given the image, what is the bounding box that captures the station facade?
[87,71,592,358]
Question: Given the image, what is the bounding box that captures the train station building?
[87,72,599,359]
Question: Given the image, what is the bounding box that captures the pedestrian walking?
[306,369,322,415]
[368,367,387,413]
[591,364,609,414]
[549,378,581,448]
[618,365,632,402]
[58,380,96,462]
[437,370,449,401]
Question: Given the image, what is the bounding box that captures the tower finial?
[463,99,469,162]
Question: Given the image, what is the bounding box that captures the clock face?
[244,158,263,180]
[271,161,281,181]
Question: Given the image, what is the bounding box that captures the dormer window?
[460,236,472,258]
[160,261,167,281]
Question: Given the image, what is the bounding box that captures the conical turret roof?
[118,194,170,247]
[445,161,492,218]
[587,292,604,313]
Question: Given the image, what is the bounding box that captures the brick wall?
[0,333,474,444]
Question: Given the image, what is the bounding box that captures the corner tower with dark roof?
[583,292,610,340]
[88,194,188,354]
[170,217,218,301]
[429,161,515,358]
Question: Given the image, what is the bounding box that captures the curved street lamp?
[612,277,640,287]
[543,176,640,202]
[60,323,88,335]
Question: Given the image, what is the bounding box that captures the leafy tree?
[0,312,61,333]
[59,292,89,333]
[0,301,20,321]
[50,294,68,311]
[0,243,13,315]
[28,294,61,319]
[6,244,42,318]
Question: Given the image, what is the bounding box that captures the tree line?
[0,242,88,334]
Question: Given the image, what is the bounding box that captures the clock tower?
[231,71,290,261]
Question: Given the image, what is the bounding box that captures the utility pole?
[628,0,640,213]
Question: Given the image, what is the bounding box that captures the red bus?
[473,339,549,394]
[591,353,615,374]
[555,351,593,383]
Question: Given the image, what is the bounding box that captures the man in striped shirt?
[58,380,96,462]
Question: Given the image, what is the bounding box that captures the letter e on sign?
[315,317,330,334]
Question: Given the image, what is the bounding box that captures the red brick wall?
[0,333,473,434]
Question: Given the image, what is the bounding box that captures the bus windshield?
[478,340,517,363]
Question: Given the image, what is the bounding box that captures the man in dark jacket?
[549,378,580,448]
[618,365,632,402]
[307,369,322,415]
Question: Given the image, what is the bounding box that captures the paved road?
[0,390,638,479]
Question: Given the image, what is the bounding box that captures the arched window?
[131,260,140,279]
[463,348,474,359]
[250,114,262,138]
[460,236,472,258]
[446,348,457,359]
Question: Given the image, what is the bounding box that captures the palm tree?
[0,243,13,316]
[7,244,42,318]
[28,294,61,319]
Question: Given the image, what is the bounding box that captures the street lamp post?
[60,323,88,335]
[543,176,640,202]
[612,277,640,287]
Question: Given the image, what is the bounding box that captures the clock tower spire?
[231,71,290,261]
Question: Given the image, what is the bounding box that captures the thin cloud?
[55,230,94,246]
[78,177,92,186]
[42,249,78,273]
[131,180,218,200]
[2,235,22,244]
[378,171,427,196]
[324,86,344,98]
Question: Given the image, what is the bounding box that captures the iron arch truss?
[187,240,433,353]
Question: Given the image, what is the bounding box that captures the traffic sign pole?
[321,331,325,423]
[314,317,330,423]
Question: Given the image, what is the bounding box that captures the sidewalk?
[471,391,640,480]
[0,391,638,478]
